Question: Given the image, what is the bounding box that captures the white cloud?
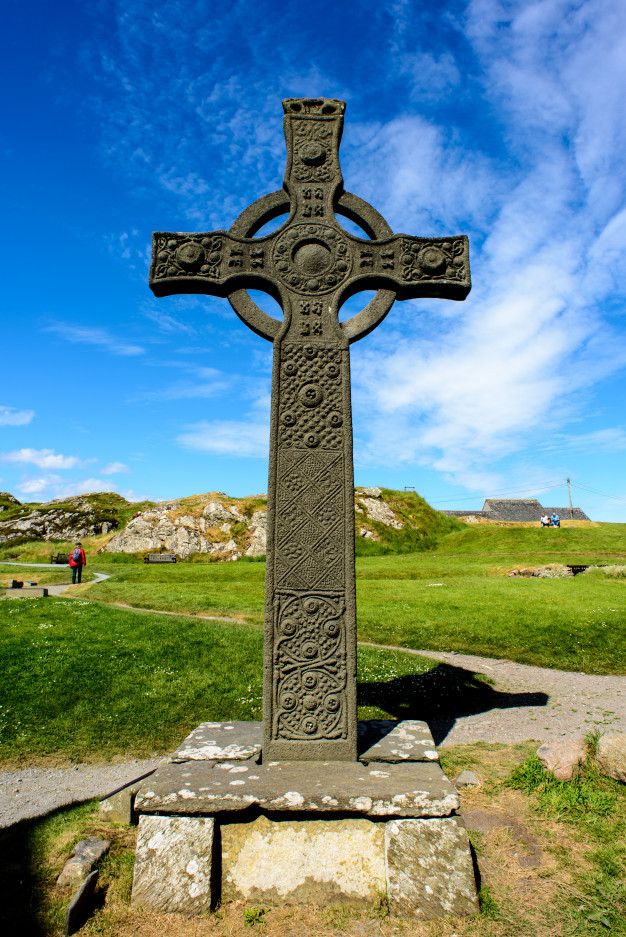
[0,406,35,427]
[15,474,121,501]
[0,448,84,470]
[132,366,230,402]
[44,324,145,356]
[177,419,268,458]
[101,461,130,475]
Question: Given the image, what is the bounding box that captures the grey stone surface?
[454,770,481,788]
[135,758,458,817]
[442,498,589,521]
[221,815,385,905]
[358,719,439,764]
[169,721,262,763]
[57,837,110,887]
[385,817,478,918]
[596,733,626,782]
[131,815,214,913]
[63,870,99,936]
[149,96,470,761]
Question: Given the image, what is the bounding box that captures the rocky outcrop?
[0,494,122,543]
[105,488,406,560]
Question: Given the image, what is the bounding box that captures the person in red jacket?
[69,542,86,584]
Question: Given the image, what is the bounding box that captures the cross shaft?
[149,98,470,761]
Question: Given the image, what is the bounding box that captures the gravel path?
[1,565,624,828]
[363,643,626,746]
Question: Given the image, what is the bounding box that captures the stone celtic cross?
[150,98,470,762]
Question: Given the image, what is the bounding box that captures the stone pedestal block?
[131,816,214,913]
[385,817,479,918]
[221,815,385,906]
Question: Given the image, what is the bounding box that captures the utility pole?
[567,477,573,519]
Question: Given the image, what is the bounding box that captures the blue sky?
[2,0,626,520]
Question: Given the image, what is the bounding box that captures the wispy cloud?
[44,324,145,356]
[15,474,121,500]
[177,419,268,458]
[0,448,87,470]
[101,461,130,474]
[0,405,34,427]
[131,366,231,402]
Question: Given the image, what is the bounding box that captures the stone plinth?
[130,720,478,918]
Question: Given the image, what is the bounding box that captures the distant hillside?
[0,487,461,560]
[0,492,155,546]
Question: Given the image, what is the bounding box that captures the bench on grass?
[50,553,70,564]
[144,553,178,564]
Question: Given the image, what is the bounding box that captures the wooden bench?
[50,553,70,564]
[144,554,178,564]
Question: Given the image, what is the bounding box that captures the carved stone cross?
[150,98,470,762]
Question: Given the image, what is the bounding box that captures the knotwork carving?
[400,237,467,283]
[293,122,336,182]
[275,449,344,590]
[272,224,350,294]
[153,234,223,279]
[273,592,347,741]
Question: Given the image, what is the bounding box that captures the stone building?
[442,498,589,521]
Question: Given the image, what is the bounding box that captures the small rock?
[57,838,110,887]
[596,734,626,782]
[360,487,382,498]
[537,737,585,781]
[455,770,480,788]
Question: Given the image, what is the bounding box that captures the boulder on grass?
[537,737,585,781]
[596,734,626,782]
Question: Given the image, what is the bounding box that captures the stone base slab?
[221,815,386,906]
[131,720,478,918]
[135,758,458,817]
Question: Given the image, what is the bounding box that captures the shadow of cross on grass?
[357,663,548,745]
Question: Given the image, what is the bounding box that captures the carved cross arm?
[343,234,471,302]
[149,230,274,298]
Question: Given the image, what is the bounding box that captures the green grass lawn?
[0,563,96,586]
[0,597,461,765]
[79,521,626,674]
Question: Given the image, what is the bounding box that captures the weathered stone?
[169,721,262,763]
[596,733,626,782]
[385,818,478,918]
[360,487,382,497]
[358,720,439,764]
[149,97,470,761]
[454,770,481,788]
[63,870,98,936]
[537,737,585,780]
[135,759,458,817]
[221,815,385,905]
[245,509,267,556]
[131,815,214,913]
[358,497,403,528]
[57,838,110,887]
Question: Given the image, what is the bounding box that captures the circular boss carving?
[298,383,323,408]
[272,224,351,294]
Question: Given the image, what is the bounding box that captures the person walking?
[69,542,86,584]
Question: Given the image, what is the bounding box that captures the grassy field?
[1,742,623,937]
[69,521,626,674]
[0,564,96,586]
[1,596,475,765]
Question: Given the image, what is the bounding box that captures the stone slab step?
[135,758,458,817]
[168,719,439,765]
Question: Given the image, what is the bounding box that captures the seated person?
[550,512,560,527]
[540,514,550,527]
